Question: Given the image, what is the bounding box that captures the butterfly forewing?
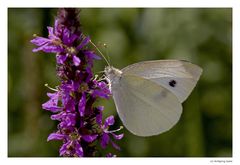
[121,60,202,103]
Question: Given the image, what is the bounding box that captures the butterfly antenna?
[89,40,111,67]
[103,43,111,66]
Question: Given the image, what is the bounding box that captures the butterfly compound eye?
[169,80,177,87]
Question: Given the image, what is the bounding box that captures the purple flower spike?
[31,8,123,157]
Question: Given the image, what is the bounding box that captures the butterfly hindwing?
[111,74,182,136]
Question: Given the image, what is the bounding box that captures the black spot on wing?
[169,80,177,87]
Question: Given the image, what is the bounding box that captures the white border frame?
[1,1,238,165]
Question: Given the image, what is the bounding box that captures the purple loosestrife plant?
[31,8,123,157]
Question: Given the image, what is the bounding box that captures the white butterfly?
[104,60,202,137]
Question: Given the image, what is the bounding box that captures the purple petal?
[42,100,63,112]
[104,115,115,128]
[75,141,84,157]
[60,83,76,112]
[62,28,78,45]
[32,43,49,52]
[97,82,111,94]
[73,55,81,66]
[47,27,56,40]
[59,141,71,156]
[47,133,66,141]
[51,112,65,121]
[92,89,109,99]
[84,50,101,60]
[100,133,110,149]
[77,36,90,50]
[42,92,63,112]
[98,81,108,88]
[82,134,98,143]
[59,121,75,130]
[65,98,76,112]
[42,45,64,53]
[96,106,103,125]
[31,37,50,46]
[72,80,80,92]
[60,83,72,92]
[111,133,124,140]
[68,34,78,45]
[92,81,110,99]
[56,54,67,64]
[97,106,104,111]
[33,44,63,53]
[62,28,70,44]
[47,92,58,98]
[96,113,102,125]
[54,112,76,127]
[111,140,121,151]
[60,83,74,104]
[65,113,77,126]
[54,19,61,36]
[78,93,86,117]
[85,66,93,82]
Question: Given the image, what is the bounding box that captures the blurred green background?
[8,8,232,157]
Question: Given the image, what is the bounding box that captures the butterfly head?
[104,66,122,85]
